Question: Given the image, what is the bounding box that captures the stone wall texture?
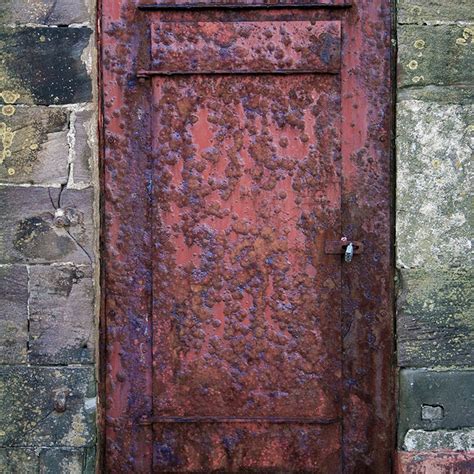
[396,0,474,469]
[0,0,98,472]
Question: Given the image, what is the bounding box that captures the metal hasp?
[325,240,364,257]
[100,0,394,472]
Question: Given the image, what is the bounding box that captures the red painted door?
[101,1,394,473]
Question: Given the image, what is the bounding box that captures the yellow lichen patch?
[407,60,418,70]
[457,27,474,45]
[0,122,16,164]
[414,39,425,50]
[30,143,39,150]
[39,35,46,43]
[412,76,424,84]
[7,167,15,175]
[463,27,474,41]
[0,90,20,104]
[466,124,474,134]
[2,105,15,116]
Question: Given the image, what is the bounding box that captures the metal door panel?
[153,422,341,471]
[149,21,341,74]
[101,1,394,471]
[151,74,342,424]
[139,0,351,9]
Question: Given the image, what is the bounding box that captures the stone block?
[0,106,69,185]
[396,100,473,269]
[397,451,474,472]
[0,265,28,363]
[39,448,84,474]
[72,110,93,186]
[398,369,474,447]
[398,0,474,24]
[0,27,92,105]
[0,448,39,473]
[398,85,474,105]
[398,24,474,87]
[29,264,95,364]
[0,186,94,264]
[403,428,474,451]
[397,268,473,367]
[0,0,91,26]
[0,366,96,447]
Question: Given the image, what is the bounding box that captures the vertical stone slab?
[396,99,473,269]
[72,110,93,186]
[29,264,95,365]
[0,265,28,363]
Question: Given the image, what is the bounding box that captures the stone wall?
[0,0,98,472]
[396,0,474,469]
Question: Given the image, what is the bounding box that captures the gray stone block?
[0,0,91,26]
[72,110,93,186]
[0,186,94,264]
[0,27,92,105]
[0,366,96,448]
[0,448,39,473]
[397,268,474,367]
[0,265,28,363]
[398,85,474,105]
[398,24,474,87]
[39,448,84,474]
[396,100,473,269]
[0,107,69,185]
[398,0,474,24]
[403,428,474,451]
[398,369,474,447]
[29,264,95,365]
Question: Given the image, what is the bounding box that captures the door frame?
[98,1,396,472]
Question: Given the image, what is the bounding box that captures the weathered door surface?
[101,1,393,473]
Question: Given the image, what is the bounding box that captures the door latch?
[344,242,354,262]
[325,238,364,262]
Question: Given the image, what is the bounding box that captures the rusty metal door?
[100,1,394,473]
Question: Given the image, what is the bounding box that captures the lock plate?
[324,240,364,255]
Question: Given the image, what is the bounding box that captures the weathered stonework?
[396,100,473,269]
[0,107,69,185]
[398,0,474,24]
[29,264,95,365]
[0,27,92,106]
[396,0,474,466]
[398,268,473,367]
[0,0,91,26]
[0,186,94,264]
[0,366,96,447]
[0,265,28,364]
[0,0,97,472]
